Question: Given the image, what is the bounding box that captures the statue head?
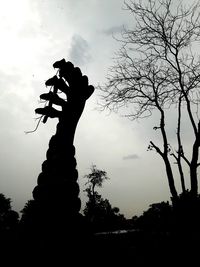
[35,59,94,123]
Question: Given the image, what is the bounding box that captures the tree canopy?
[99,0,200,202]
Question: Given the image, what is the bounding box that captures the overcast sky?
[0,0,197,219]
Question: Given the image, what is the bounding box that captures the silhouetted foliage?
[0,193,19,232]
[129,193,200,234]
[83,165,126,232]
[134,201,173,231]
[84,164,109,192]
[20,199,39,228]
[0,193,19,263]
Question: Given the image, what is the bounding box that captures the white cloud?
[123,154,139,160]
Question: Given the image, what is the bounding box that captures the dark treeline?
[1,184,200,265]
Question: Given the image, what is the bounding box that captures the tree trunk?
[190,121,200,196]
[159,106,178,201]
[163,155,178,202]
[190,140,199,196]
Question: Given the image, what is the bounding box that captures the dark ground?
[91,229,200,266]
[1,227,199,266]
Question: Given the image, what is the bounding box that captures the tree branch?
[150,141,163,157]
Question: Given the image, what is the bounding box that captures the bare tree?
[99,0,200,202]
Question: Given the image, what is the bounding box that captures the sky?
[0,0,198,219]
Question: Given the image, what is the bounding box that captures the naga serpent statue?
[22,59,94,264]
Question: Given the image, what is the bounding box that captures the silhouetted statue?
[22,59,94,264]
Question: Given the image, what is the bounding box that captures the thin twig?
[24,115,44,134]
